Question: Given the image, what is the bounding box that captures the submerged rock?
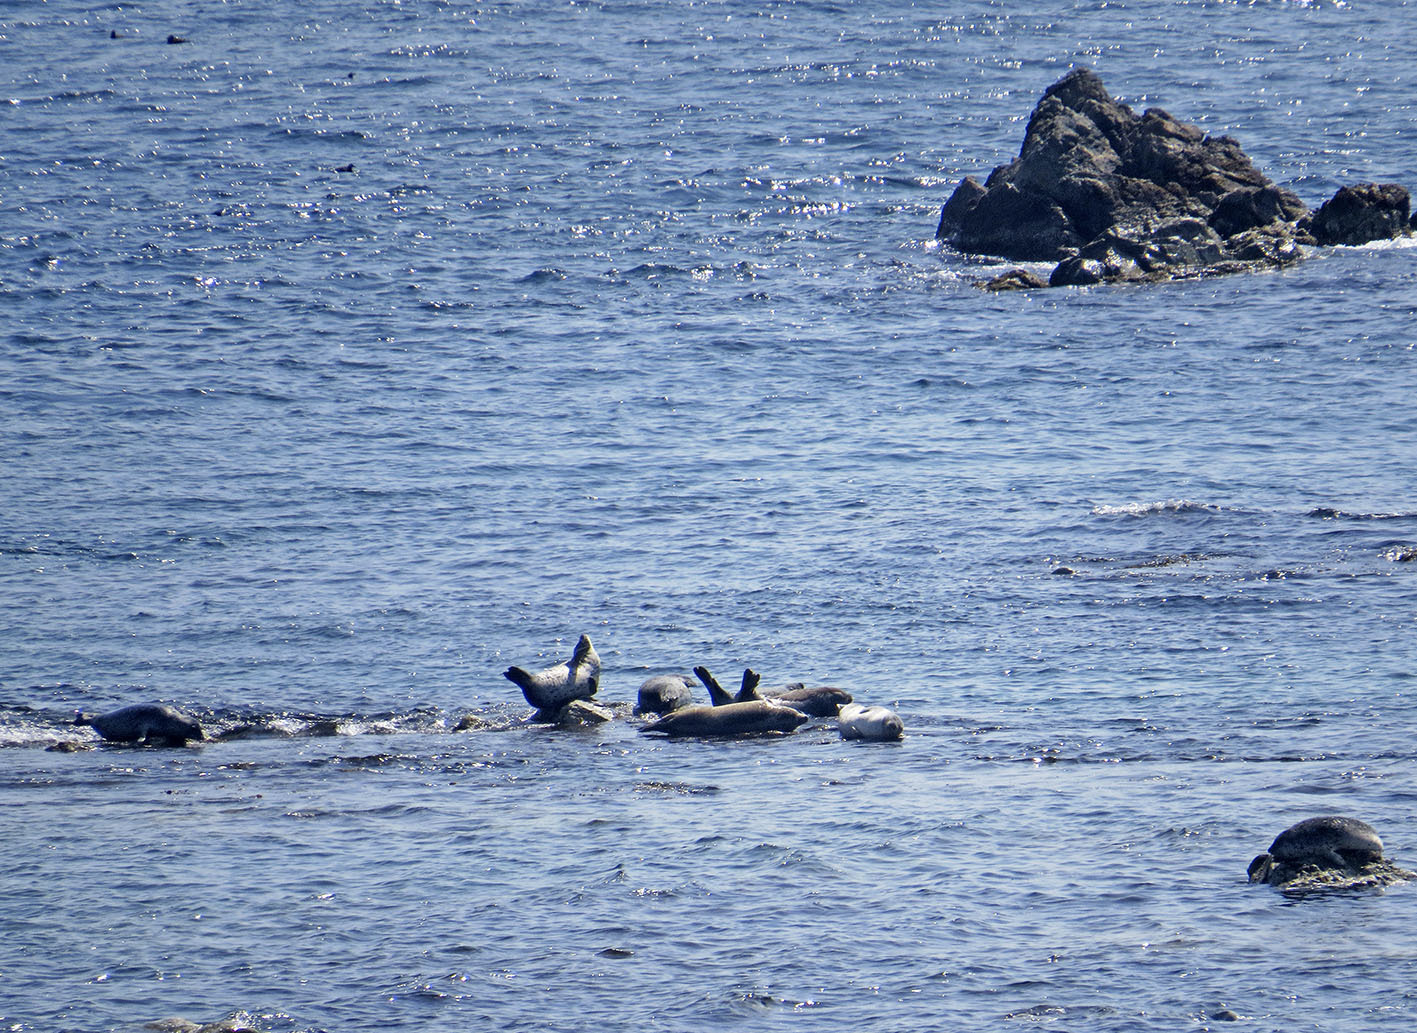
[937,68,1411,287]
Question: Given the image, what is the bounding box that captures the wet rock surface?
[938,67,1412,287]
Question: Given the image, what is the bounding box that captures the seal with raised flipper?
[73,703,205,745]
[503,634,600,721]
[641,699,808,738]
[634,674,697,716]
[836,702,904,742]
[694,665,761,706]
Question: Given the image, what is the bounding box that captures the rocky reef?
[935,68,1414,289]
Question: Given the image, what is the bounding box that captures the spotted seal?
[767,683,853,717]
[73,703,205,745]
[503,634,600,721]
[836,702,904,742]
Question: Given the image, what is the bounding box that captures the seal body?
[1248,815,1386,884]
[634,675,696,716]
[73,704,205,745]
[768,685,853,717]
[641,700,808,738]
[504,634,600,720]
[837,703,904,742]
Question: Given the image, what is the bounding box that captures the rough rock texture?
[940,68,1412,288]
[1306,182,1412,246]
[1249,858,1417,895]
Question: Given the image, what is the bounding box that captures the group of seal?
[501,635,904,742]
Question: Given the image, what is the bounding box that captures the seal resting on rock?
[641,699,809,738]
[73,703,205,745]
[1247,815,1415,891]
[634,674,697,715]
[503,634,600,721]
[836,702,904,742]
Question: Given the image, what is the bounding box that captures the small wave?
[1308,506,1417,522]
[1091,500,1224,517]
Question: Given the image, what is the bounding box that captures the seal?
[634,674,696,716]
[1246,815,1417,891]
[836,702,904,742]
[641,699,808,738]
[694,666,761,706]
[1247,815,1384,884]
[767,684,853,717]
[73,703,205,745]
[503,634,600,721]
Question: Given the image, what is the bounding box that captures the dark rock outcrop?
[940,68,1412,288]
[1306,182,1412,246]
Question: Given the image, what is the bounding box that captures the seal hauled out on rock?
[836,703,904,742]
[634,674,697,716]
[503,634,600,721]
[1247,815,1413,890]
[768,684,853,717]
[641,699,809,738]
[73,703,205,745]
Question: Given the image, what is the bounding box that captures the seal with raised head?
[503,634,600,721]
[641,699,808,738]
[634,674,696,716]
[837,702,904,742]
[1247,815,1388,885]
[73,703,205,745]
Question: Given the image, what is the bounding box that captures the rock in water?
[934,67,1408,287]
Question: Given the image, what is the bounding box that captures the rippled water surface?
[3,1,1417,1030]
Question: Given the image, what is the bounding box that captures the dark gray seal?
[73,703,205,745]
[503,634,600,721]
[634,674,696,716]
[694,665,759,706]
[641,700,809,738]
[1247,815,1412,890]
[767,684,853,717]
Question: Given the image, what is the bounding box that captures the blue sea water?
[3,1,1417,1030]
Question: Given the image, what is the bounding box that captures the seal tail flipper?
[695,666,733,706]
[735,668,763,702]
[504,666,534,691]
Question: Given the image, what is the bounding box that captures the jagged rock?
[981,268,1050,291]
[937,68,1412,287]
[1307,183,1412,246]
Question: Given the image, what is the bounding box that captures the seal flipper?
[695,666,734,706]
[735,669,763,702]
[503,666,534,692]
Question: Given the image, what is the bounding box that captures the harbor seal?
[641,699,809,738]
[767,684,853,717]
[1247,815,1413,889]
[73,703,205,745]
[503,634,600,721]
[694,665,761,706]
[634,674,696,716]
[837,702,904,741]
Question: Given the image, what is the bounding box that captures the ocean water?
[3,1,1417,1030]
